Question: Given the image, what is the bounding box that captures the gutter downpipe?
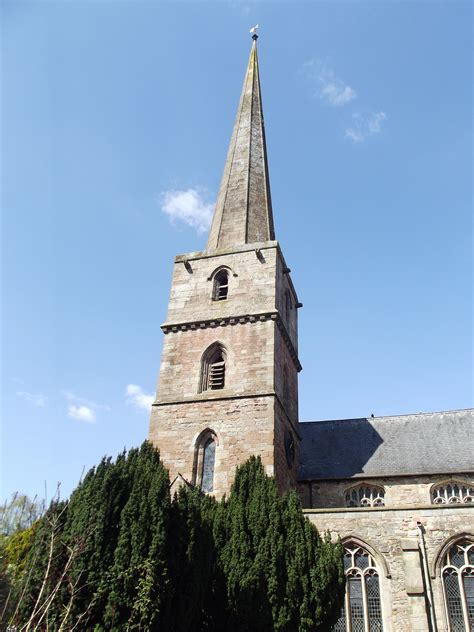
[416,521,438,632]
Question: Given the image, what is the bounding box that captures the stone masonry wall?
[150,240,302,496]
[150,395,276,496]
[305,503,474,632]
[164,243,279,326]
[298,474,474,509]
[156,319,275,401]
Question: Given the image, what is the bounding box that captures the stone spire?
[207,35,275,250]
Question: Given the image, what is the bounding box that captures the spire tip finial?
[249,24,259,40]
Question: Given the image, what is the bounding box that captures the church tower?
[149,35,302,496]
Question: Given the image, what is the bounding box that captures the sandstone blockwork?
[149,243,301,496]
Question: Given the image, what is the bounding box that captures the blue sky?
[1,1,472,502]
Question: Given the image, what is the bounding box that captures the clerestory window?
[432,481,474,505]
[334,543,384,632]
[441,539,474,631]
[345,484,385,508]
[200,343,226,392]
[213,269,229,301]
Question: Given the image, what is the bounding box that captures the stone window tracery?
[345,484,385,508]
[334,543,384,632]
[432,481,474,505]
[442,539,474,632]
[200,343,226,392]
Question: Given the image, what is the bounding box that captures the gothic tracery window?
[432,481,474,505]
[345,484,385,508]
[213,269,229,301]
[334,543,384,632]
[442,539,474,632]
[200,343,226,392]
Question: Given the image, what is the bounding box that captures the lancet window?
[194,430,217,493]
[432,481,474,505]
[345,484,385,508]
[334,543,384,632]
[200,343,226,392]
[441,539,474,631]
[213,269,229,301]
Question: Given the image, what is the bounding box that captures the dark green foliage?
[215,456,345,632]
[7,448,344,632]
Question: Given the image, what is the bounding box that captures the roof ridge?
[301,407,473,425]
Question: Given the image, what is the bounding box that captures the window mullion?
[361,572,370,632]
[458,569,469,630]
[345,588,352,632]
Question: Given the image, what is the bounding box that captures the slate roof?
[298,409,474,481]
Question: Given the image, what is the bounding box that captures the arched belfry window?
[213,269,229,301]
[432,481,474,505]
[334,542,384,632]
[194,430,217,493]
[345,484,385,508]
[200,343,226,392]
[441,539,474,631]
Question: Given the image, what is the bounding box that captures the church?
[148,34,474,632]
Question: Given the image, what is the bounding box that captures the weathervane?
[249,24,259,40]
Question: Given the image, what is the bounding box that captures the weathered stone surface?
[149,240,301,496]
[207,38,274,250]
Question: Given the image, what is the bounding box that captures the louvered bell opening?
[213,271,229,301]
[208,361,225,389]
[216,282,228,300]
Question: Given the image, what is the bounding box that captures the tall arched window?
[194,429,217,493]
[213,269,229,301]
[334,543,384,632]
[200,343,226,392]
[441,539,474,631]
[432,481,474,505]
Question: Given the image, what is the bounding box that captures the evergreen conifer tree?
[216,456,344,632]
[8,448,344,632]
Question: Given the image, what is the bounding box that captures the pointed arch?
[192,428,218,493]
[432,532,474,578]
[435,535,474,631]
[340,536,391,579]
[334,537,387,632]
[199,342,227,393]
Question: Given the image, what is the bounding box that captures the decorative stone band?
[302,504,474,514]
[161,310,302,372]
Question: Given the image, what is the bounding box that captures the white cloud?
[160,188,214,234]
[16,391,47,407]
[125,384,154,411]
[68,405,96,423]
[301,59,356,107]
[345,111,387,143]
[61,390,110,412]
